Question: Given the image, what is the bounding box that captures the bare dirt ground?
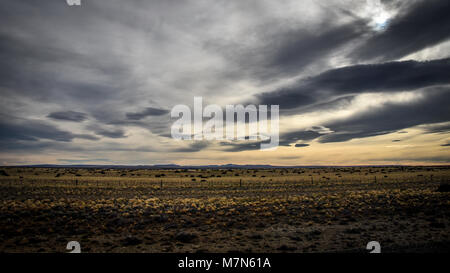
[0,166,449,253]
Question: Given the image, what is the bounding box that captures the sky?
[0,0,449,166]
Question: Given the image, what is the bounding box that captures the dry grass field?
[0,166,449,253]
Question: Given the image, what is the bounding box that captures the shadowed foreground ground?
[0,166,449,253]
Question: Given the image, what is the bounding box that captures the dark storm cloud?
[286,95,355,115]
[47,111,88,122]
[173,141,210,153]
[0,118,79,142]
[93,128,127,139]
[279,130,322,146]
[106,116,173,140]
[220,141,263,152]
[256,58,450,109]
[86,124,127,139]
[219,130,320,152]
[0,116,100,153]
[75,134,100,141]
[263,21,368,78]
[352,0,450,62]
[206,15,369,81]
[126,107,169,120]
[0,140,76,153]
[318,87,450,143]
[420,123,450,134]
[294,143,310,148]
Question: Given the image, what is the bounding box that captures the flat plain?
[0,166,449,253]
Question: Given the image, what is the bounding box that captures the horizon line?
[2,163,450,169]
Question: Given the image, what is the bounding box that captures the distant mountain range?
[3,163,412,169]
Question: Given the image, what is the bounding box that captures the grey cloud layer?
[319,87,450,143]
[0,118,78,142]
[126,107,170,120]
[0,0,449,160]
[205,12,369,82]
[47,111,88,122]
[256,58,450,109]
[352,0,450,61]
